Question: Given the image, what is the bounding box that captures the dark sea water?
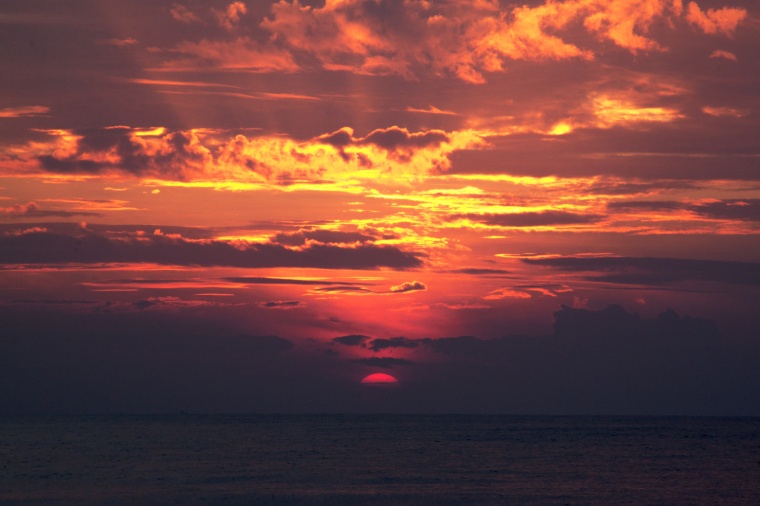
[1,415,759,505]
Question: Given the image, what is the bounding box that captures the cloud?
[607,200,686,212]
[213,2,247,31]
[359,127,449,151]
[709,49,737,61]
[405,106,458,116]
[259,300,302,309]
[33,127,213,179]
[451,211,603,227]
[14,125,481,184]
[351,357,414,368]
[170,3,201,23]
[1,201,101,219]
[483,288,533,300]
[0,105,49,118]
[332,334,370,347]
[222,276,372,287]
[272,229,377,247]
[164,37,298,72]
[449,268,513,276]
[367,337,419,352]
[257,0,747,83]
[691,199,760,221]
[0,228,423,270]
[701,106,746,117]
[522,255,760,286]
[99,38,138,47]
[312,285,376,294]
[685,2,747,35]
[389,281,427,293]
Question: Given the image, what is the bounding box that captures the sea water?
[1,415,759,505]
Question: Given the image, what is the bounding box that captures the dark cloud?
[35,128,211,178]
[607,199,760,222]
[0,229,423,270]
[606,200,687,212]
[368,337,419,352]
[451,211,603,227]
[522,256,760,286]
[552,304,719,341]
[1,201,101,219]
[352,357,415,368]
[449,268,513,276]
[332,335,370,347]
[587,181,697,196]
[313,286,376,294]
[1,303,758,415]
[316,127,353,148]
[37,155,107,174]
[259,300,302,308]
[316,126,449,152]
[359,126,449,151]
[272,229,376,246]
[389,280,427,293]
[419,335,489,357]
[690,199,760,221]
[0,222,216,240]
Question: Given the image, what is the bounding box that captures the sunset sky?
[1,0,759,415]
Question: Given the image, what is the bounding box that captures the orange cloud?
[254,0,745,83]
[213,1,247,31]
[0,105,50,118]
[11,125,484,186]
[170,3,200,23]
[686,1,747,35]
[702,106,746,117]
[163,37,298,72]
[709,49,737,61]
[405,106,458,116]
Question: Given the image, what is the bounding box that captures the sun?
[360,373,399,384]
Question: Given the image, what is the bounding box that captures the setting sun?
[361,373,400,385]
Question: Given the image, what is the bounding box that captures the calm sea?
[1,415,759,505]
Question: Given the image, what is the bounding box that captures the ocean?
[1,415,759,505]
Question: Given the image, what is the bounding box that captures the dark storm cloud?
[0,228,423,269]
[352,357,415,368]
[271,229,377,246]
[522,256,760,286]
[332,335,370,347]
[451,211,603,227]
[367,337,419,352]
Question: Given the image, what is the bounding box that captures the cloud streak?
[0,228,423,270]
